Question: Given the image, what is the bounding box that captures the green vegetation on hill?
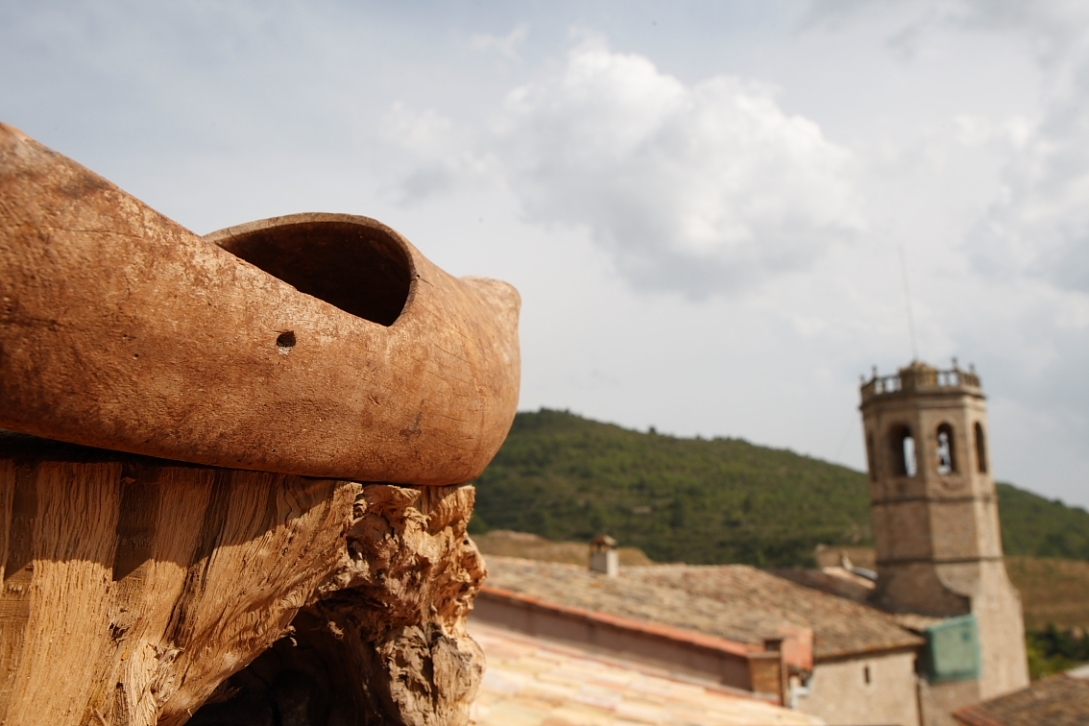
[472,409,871,566]
[1026,624,1089,680]
[472,409,1089,568]
[996,484,1089,560]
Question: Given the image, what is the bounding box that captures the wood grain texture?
[0,439,486,726]
[0,122,520,486]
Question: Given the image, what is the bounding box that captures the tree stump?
[0,436,486,726]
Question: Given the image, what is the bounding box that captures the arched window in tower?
[866,433,876,481]
[975,422,988,473]
[889,425,917,477]
[936,423,956,475]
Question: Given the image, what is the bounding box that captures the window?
[866,434,876,482]
[889,425,917,477]
[864,665,872,685]
[936,424,956,475]
[975,422,988,473]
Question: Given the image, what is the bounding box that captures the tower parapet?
[860,361,981,403]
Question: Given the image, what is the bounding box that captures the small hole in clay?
[276,331,296,353]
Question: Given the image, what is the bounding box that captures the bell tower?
[859,361,1028,699]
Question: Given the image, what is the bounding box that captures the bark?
[0,436,485,726]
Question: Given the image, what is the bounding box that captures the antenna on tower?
[898,245,919,361]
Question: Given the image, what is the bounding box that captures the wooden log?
[0,435,486,726]
[0,123,520,486]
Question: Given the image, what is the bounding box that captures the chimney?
[589,535,619,577]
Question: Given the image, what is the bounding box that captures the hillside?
[471,409,1089,567]
[1007,556,1089,632]
[995,483,1089,561]
[471,409,871,566]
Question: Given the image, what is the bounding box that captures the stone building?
[860,360,1029,721]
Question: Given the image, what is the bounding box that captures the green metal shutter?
[925,614,981,682]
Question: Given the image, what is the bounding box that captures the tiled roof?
[470,622,825,726]
[769,567,875,604]
[483,557,922,660]
[953,666,1089,726]
[480,584,758,657]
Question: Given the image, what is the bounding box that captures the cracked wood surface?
[0,437,486,726]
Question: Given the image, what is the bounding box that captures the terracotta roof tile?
[953,667,1089,726]
[483,557,922,660]
[470,622,825,725]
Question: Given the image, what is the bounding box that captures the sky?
[2,0,1087,508]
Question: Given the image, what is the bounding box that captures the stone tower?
[859,361,1028,701]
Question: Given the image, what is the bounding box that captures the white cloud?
[388,31,865,297]
[950,114,1032,148]
[471,23,528,62]
[10,1,1082,502]
[802,0,1089,295]
[953,4,1089,294]
[378,102,498,203]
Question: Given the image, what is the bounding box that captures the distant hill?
[471,409,1089,567]
[995,483,1089,561]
